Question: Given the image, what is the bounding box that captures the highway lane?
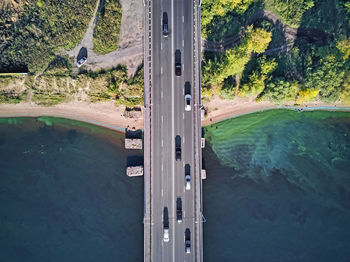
[149,0,197,261]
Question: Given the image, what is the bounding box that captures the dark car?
[163,12,168,37]
[163,207,169,242]
[175,63,181,76]
[175,135,181,161]
[185,228,191,254]
[175,50,181,76]
[176,145,181,161]
[176,198,183,223]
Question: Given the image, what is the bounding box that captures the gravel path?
[67,0,143,76]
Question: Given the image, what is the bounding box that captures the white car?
[185,94,191,111]
[163,227,169,242]
[185,174,191,190]
[76,57,87,67]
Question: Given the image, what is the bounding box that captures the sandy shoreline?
[0,102,143,132]
[1,100,350,132]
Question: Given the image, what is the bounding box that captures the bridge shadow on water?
[126,155,143,167]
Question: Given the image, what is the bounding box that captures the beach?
[0,101,143,132]
[0,99,349,131]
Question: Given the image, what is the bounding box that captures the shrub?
[93,0,122,55]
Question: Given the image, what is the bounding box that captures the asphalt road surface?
[150,0,198,261]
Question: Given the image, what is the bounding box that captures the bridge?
[143,0,203,261]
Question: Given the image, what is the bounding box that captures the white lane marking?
[161,188,164,196]
[161,42,163,50]
[183,112,185,119]
[182,15,184,23]
[161,115,163,123]
[182,39,184,47]
[171,0,176,259]
[161,139,164,147]
[161,90,163,99]
[161,66,163,74]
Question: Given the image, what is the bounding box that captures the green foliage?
[32,92,67,106]
[220,82,236,100]
[240,72,266,96]
[296,88,319,104]
[211,45,250,86]
[336,39,350,59]
[107,65,128,92]
[272,0,314,27]
[0,64,145,107]
[0,92,26,104]
[0,0,96,73]
[201,0,257,38]
[244,26,272,53]
[340,71,350,102]
[44,56,72,76]
[201,86,214,102]
[93,0,122,55]
[204,26,272,88]
[240,56,277,97]
[305,54,346,102]
[259,78,299,103]
[117,64,144,106]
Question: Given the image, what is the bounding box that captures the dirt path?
[202,10,332,54]
[66,0,143,76]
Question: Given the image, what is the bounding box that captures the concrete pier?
[126,166,144,177]
[201,169,206,180]
[125,138,143,149]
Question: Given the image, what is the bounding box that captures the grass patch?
[32,92,68,106]
[0,0,96,73]
[93,0,122,55]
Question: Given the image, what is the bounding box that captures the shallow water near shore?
[0,111,350,261]
[204,109,350,262]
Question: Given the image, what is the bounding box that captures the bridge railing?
[143,0,153,261]
[193,0,204,261]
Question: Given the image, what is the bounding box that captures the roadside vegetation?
[201,0,350,105]
[0,0,96,73]
[93,0,122,55]
[0,65,144,107]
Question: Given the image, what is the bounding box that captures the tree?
[260,79,299,103]
[336,39,350,59]
[306,54,346,102]
[244,26,272,53]
[239,56,277,97]
[296,88,319,104]
[207,27,272,87]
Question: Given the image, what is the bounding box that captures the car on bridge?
[175,135,181,161]
[175,50,181,76]
[176,197,183,223]
[185,94,191,111]
[184,82,191,111]
[162,12,168,37]
[185,228,191,254]
[185,164,191,190]
[163,207,169,242]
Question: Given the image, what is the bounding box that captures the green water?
[204,109,350,261]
